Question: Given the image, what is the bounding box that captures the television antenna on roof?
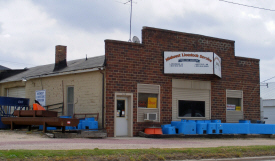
[123,0,133,42]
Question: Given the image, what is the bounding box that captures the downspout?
[99,68,105,129]
[62,80,64,115]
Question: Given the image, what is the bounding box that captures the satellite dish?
[132,36,140,43]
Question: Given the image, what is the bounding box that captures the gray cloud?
[0,22,2,33]
[1,0,275,83]
[32,0,130,33]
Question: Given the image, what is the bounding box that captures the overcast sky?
[1,0,275,83]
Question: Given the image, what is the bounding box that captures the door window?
[117,100,125,117]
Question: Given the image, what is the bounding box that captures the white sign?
[164,51,222,78]
[35,90,46,106]
[227,104,236,111]
[214,53,222,78]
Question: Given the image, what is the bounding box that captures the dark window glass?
[178,100,205,117]
[227,98,242,111]
[227,98,241,106]
[67,87,74,117]
[117,100,125,117]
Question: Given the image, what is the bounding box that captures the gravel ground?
[1,130,275,150]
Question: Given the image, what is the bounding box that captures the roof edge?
[104,39,144,46]
[235,56,260,61]
[25,66,104,81]
[142,26,235,43]
[0,66,104,84]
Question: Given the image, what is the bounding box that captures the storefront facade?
[105,27,260,137]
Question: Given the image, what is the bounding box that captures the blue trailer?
[0,96,30,129]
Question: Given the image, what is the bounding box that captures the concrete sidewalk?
[1,130,275,150]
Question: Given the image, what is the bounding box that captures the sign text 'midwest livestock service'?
[165,53,212,63]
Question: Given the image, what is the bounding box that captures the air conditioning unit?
[144,113,157,121]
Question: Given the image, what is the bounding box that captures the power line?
[219,0,275,11]
[262,76,275,83]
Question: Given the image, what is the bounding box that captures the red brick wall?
[54,45,67,71]
[55,45,67,64]
[105,27,260,137]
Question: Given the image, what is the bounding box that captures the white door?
[115,97,128,136]
[264,107,275,124]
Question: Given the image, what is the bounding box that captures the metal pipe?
[99,68,105,129]
[62,80,64,115]
[102,73,104,129]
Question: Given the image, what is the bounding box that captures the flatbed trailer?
[1,116,79,133]
[2,110,79,133]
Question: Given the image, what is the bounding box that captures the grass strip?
[1,145,275,160]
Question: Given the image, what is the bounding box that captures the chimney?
[54,45,67,71]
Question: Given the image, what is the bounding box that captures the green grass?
[1,145,275,160]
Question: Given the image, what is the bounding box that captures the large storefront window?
[178,100,205,117]
[138,93,158,108]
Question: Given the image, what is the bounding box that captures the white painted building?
[262,99,275,124]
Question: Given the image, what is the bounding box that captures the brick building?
[0,27,260,137]
[105,27,260,137]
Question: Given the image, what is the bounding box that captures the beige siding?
[0,71,104,128]
[172,79,211,90]
[227,90,243,98]
[0,81,26,114]
[0,81,25,97]
[137,84,159,93]
[7,87,25,98]
[137,84,160,122]
[226,111,244,123]
[172,79,211,121]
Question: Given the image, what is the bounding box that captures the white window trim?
[137,84,160,122]
[226,89,243,111]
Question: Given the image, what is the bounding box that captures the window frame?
[226,90,243,112]
[137,84,160,122]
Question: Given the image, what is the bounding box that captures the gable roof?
[0,65,11,71]
[0,55,105,83]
